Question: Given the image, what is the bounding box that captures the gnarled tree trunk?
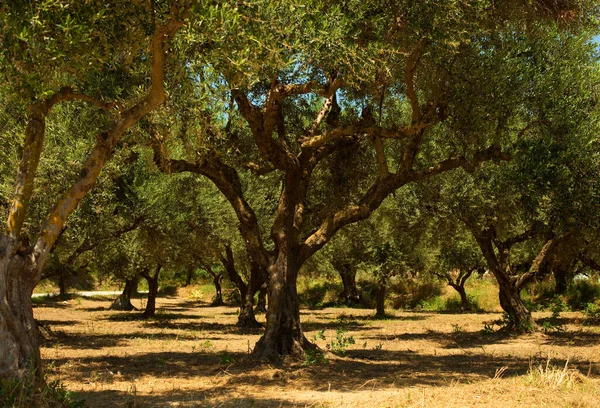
[220,245,261,328]
[252,249,313,359]
[0,237,41,382]
[185,266,194,287]
[497,279,535,330]
[142,265,161,318]
[337,263,362,306]
[110,278,138,311]
[255,284,267,314]
[206,267,225,306]
[450,283,471,312]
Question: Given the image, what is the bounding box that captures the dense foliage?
[1,0,600,386]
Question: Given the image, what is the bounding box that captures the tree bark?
[109,278,138,311]
[142,265,161,318]
[207,267,225,307]
[450,283,471,312]
[220,245,261,328]
[337,263,361,306]
[375,281,387,319]
[58,275,67,297]
[0,237,41,382]
[497,280,535,330]
[185,266,194,287]
[255,284,267,314]
[252,249,313,359]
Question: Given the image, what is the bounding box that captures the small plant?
[312,330,326,341]
[525,357,584,389]
[303,349,328,366]
[0,377,84,408]
[219,354,235,365]
[451,324,463,333]
[326,328,355,356]
[540,320,565,334]
[550,296,567,319]
[373,342,383,351]
[584,299,600,322]
[481,323,495,335]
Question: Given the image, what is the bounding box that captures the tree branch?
[149,138,271,274]
[32,10,187,273]
[406,39,426,124]
[6,87,115,239]
[514,236,563,290]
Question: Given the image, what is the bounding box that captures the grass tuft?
[525,357,586,390]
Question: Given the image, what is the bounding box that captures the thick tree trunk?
[142,266,161,318]
[252,252,313,359]
[497,279,536,331]
[255,284,267,314]
[0,238,42,383]
[109,278,138,311]
[375,282,387,319]
[338,263,362,306]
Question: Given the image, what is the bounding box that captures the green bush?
[419,294,481,312]
[565,278,600,310]
[584,299,600,322]
[298,281,342,309]
[388,277,443,309]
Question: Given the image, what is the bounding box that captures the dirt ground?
[34,291,600,407]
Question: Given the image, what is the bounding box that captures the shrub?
[388,277,443,309]
[583,299,600,322]
[326,328,356,356]
[298,280,341,309]
[565,278,600,310]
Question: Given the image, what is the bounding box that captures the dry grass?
[33,290,600,407]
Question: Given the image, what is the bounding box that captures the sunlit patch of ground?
[34,292,600,407]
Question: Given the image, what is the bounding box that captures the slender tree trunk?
[220,246,261,327]
[58,274,67,297]
[255,284,267,314]
[185,267,194,287]
[109,278,138,311]
[252,249,313,359]
[450,283,471,311]
[338,263,361,306]
[375,281,387,319]
[0,237,42,383]
[210,272,225,306]
[142,266,161,318]
[552,257,570,295]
